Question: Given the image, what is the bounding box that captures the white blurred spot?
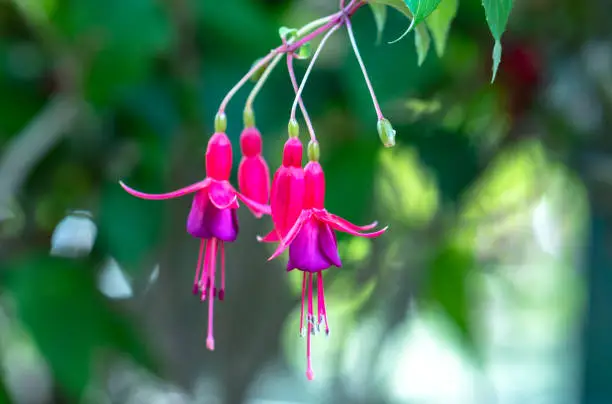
[532,198,561,256]
[98,258,133,300]
[50,210,97,258]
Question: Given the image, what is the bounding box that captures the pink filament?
[193,240,207,293]
[221,242,225,296]
[300,272,306,336]
[206,238,218,351]
[320,274,329,335]
[306,273,314,380]
[200,240,211,301]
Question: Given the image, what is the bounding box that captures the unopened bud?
[243,108,255,128]
[307,140,320,161]
[377,118,396,148]
[214,112,227,133]
[288,119,300,138]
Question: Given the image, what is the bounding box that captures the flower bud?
[239,127,270,206]
[304,161,325,209]
[282,137,303,167]
[377,118,396,148]
[206,132,232,180]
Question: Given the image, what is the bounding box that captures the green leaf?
[414,24,431,66]
[278,26,298,42]
[296,42,312,59]
[368,0,412,19]
[426,241,478,361]
[482,0,513,82]
[425,0,458,57]
[369,3,388,44]
[405,0,443,25]
[3,255,154,399]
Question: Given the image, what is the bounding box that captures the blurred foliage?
[0,0,609,402]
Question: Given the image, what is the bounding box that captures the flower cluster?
[119,0,393,381]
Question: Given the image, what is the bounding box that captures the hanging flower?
[238,126,270,215]
[258,135,305,243]
[119,131,270,351]
[268,146,387,380]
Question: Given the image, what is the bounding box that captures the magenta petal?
[206,207,239,242]
[208,180,238,209]
[268,210,311,261]
[287,218,337,273]
[317,211,388,238]
[238,193,271,218]
[187,190,239,241]
[256,229,280,243]
[119,179,209,200]
[187,191,212,238]
[324,212,378,231]
[319,223,342,268]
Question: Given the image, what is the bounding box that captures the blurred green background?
[0,0,611,403]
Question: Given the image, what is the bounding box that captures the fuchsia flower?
[119,132,269,351]
[268,157,387,380]
[259,137,305,242]
[238,127,270,214]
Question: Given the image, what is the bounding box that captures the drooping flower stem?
[287,53,316,141]
[289,23,341,142]
[217,1,365,116]
[345,17,384,120]
[218,51,278,115]
[244,53,284,123]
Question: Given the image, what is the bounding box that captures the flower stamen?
[306,273,315,380]
[193,239,206,295]
[206,238,218,351]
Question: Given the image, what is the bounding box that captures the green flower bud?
[307,140,320,161]
[377,118,396,148]
[243,108,255,128]
[288,119,300,138]
[214,112,227,133]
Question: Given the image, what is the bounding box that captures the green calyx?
[288,119,300,138]
[243,108,255,128]
[214,112,227,133]
[377,118,396,147]
[307,140,320,161]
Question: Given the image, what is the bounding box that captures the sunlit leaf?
[3,255,154,399]
[414,23,431,66]
[482,0,514,82]
[369,3,388,44]
[425,0,458,57]
[405,0,442,25]
[368,0,412,19]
